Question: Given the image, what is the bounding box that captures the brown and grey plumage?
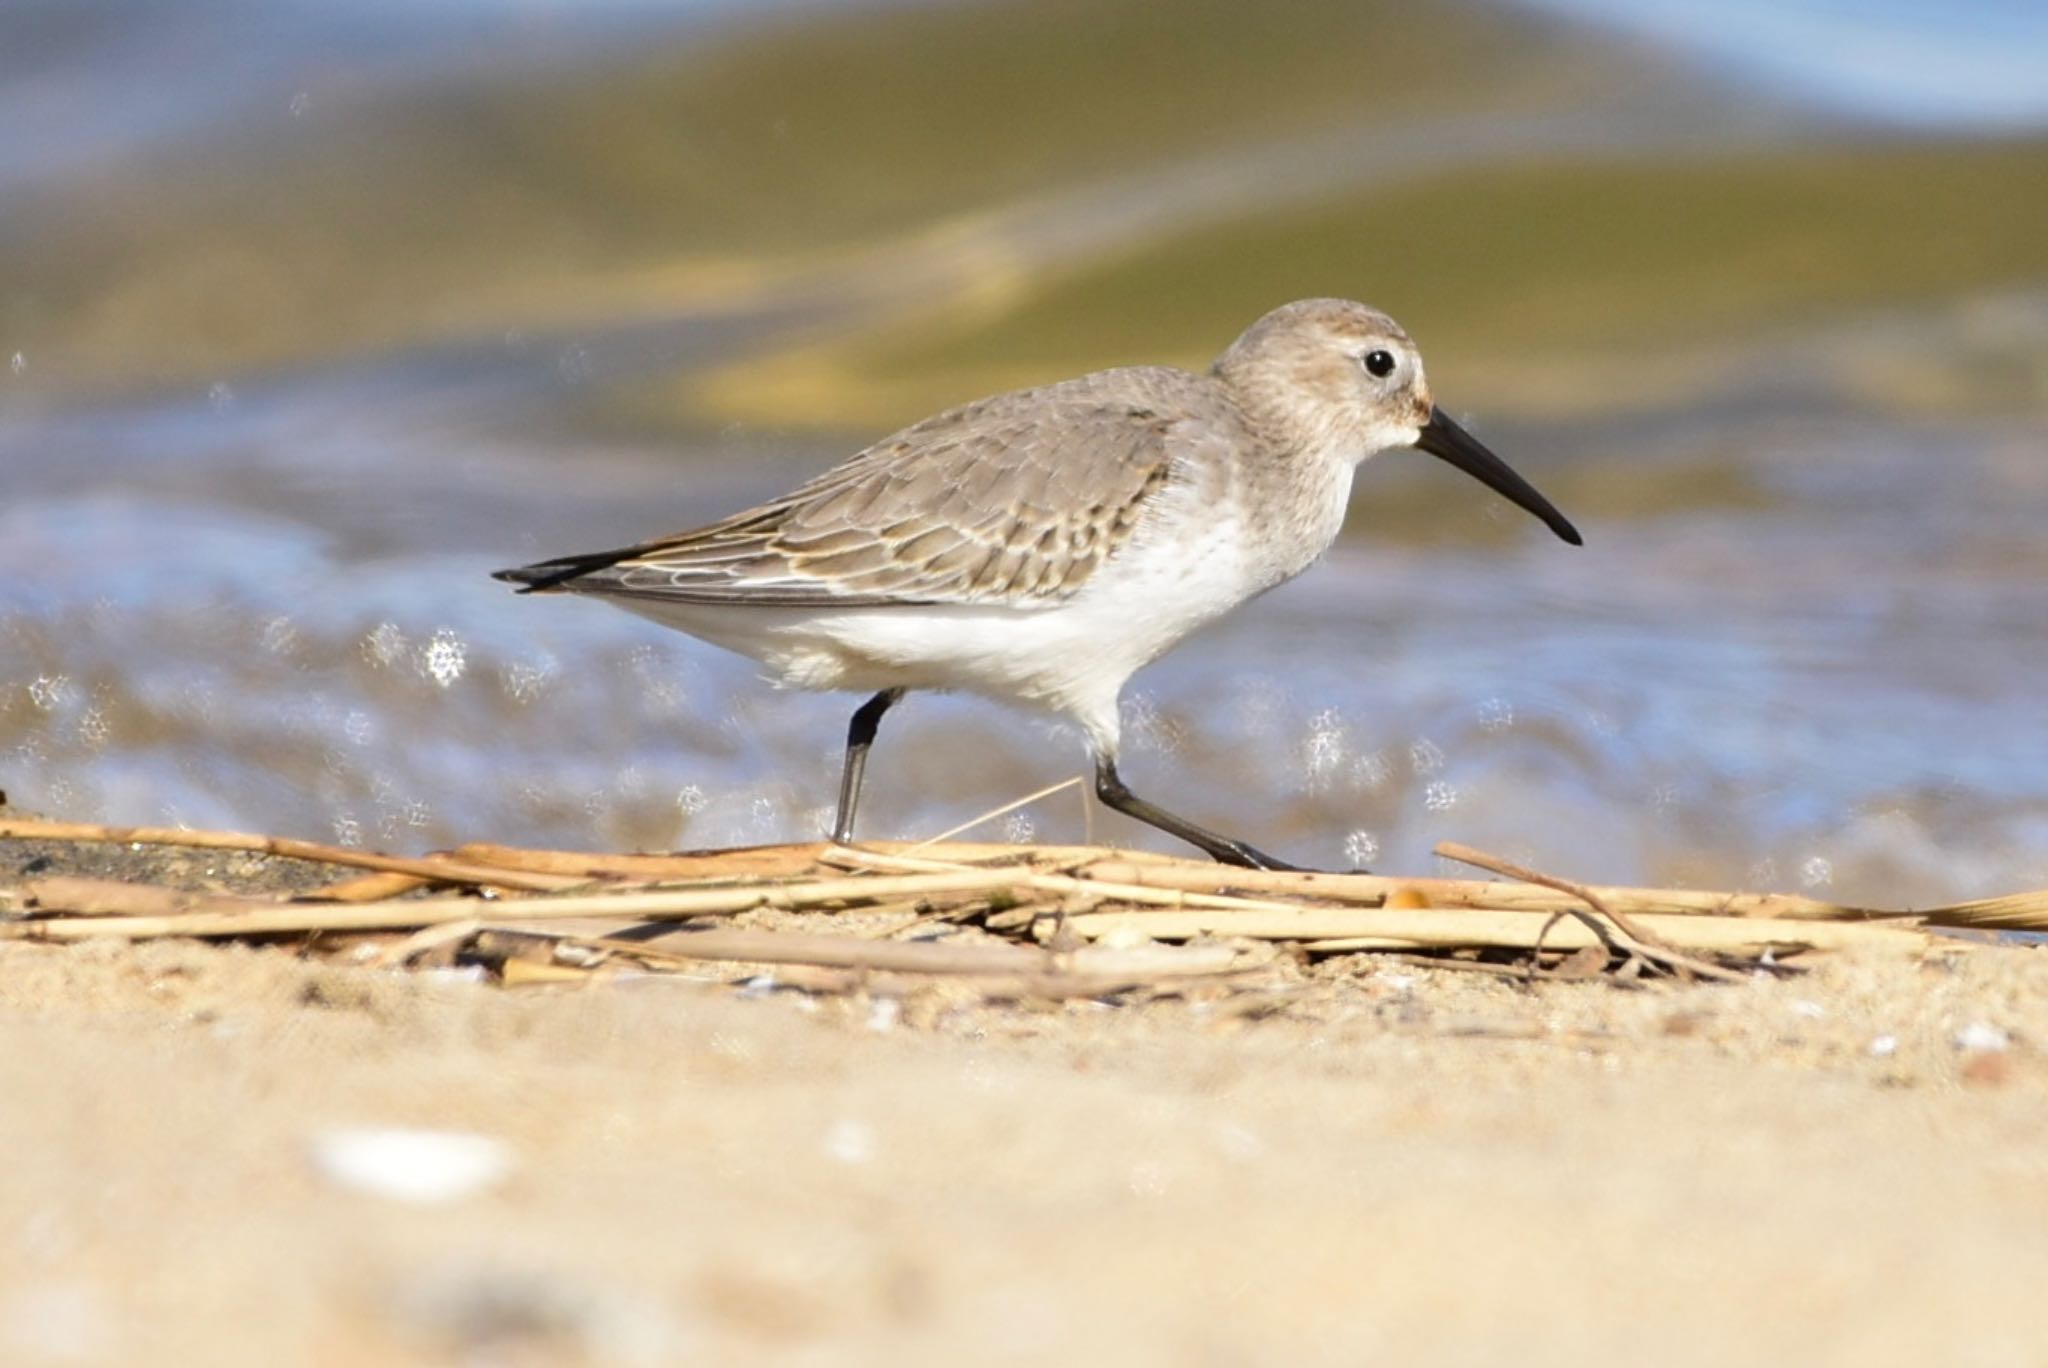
[496,298,1581,868]
[508,374,1206,607]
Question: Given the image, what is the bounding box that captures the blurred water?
[6,324,2046,905]
[2,0,2046,905]
[0,0,807,189]
[1520,0,2048,129]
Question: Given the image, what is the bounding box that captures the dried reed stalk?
[1064,906,1926,956]
[447,838,1178,885]
[1083,854,2048,935]
[1076,858,1888,922]
[491,925,1250,995]
[0,869,1026,942]
[449,842,826,881]
[0,818,580,892]
[733,963,1269,1002]
[1433,841,1750,983]
[580,926,1045,975]
[898,776,1086,851]
[515,926,1242,979]
[373,918,484,968]
[8,815,2036,984]
[1914,891,2048,929]
[822,845,1314,914]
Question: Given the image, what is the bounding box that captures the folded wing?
[497,381,1199,609]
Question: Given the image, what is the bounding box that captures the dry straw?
[3,815,2041,995]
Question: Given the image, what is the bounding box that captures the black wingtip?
[490,565,565,595]
[492,546,641,594]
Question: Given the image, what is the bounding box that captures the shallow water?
[3,0,2046,906]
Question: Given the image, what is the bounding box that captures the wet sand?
[3,829,2045,1364]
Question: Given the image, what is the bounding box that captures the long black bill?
[1414,408,1582,546]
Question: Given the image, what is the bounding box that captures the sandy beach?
[3,824,2045,1365]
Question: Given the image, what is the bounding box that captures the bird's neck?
[1212,364,1358,471]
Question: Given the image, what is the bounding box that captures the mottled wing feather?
[589,380,1194,609]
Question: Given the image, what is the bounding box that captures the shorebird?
[495,298,1581,869]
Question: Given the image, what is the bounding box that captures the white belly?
[610,587,1166,729]
[602,460,1354,749]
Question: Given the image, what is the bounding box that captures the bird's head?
[1215,298,1581,546]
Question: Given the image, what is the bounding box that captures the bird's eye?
[1362,349,1397,378]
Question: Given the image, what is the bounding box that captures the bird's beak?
[1413,408,1582,546]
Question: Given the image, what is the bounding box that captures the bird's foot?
[1207,840,1302,872]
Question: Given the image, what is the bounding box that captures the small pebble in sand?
[1954,1022,2010,1053]
[309,1127,514,1205]
[823,1119,876,1166]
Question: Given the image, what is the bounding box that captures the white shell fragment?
[1954,1022,2011,1053]
[310,1127,515,1204]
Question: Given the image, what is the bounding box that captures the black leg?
[833,688,905,843]
[1093,757,1298,871]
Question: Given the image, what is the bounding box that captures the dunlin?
[496,298,1581,868]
